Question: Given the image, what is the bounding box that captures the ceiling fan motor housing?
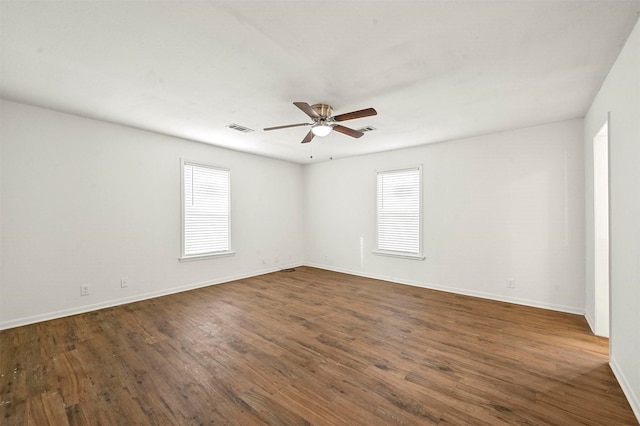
[311,104,333,119]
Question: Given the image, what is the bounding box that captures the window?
[180,160,233,260]
[375,166,424,260]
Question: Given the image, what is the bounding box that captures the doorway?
[593,120,609,338]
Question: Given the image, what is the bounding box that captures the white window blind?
[376,167,422,256]
[182,161,231,258]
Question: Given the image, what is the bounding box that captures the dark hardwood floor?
[1,266,637,425]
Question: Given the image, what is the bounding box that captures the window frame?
[373,165,425,260]
[179,159,234,262]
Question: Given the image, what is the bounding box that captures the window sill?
[372,250,426,261]
[179,251,236,262]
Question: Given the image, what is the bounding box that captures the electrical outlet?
[80,285,90,296]
[120,278,129,288]
[507,280,516,288]
[275,256,279,264]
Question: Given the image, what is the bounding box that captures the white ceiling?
[1,1,639,164]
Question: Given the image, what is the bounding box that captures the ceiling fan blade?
[294,102,320,119]
[333,107,377,122]
[263,123,309,131]
[301,130,315,144]
[333,125,364,138]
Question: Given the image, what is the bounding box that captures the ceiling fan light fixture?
[311,121,332,137]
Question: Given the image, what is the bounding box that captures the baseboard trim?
[0,263,302,330]
[3,263,584,329]
[304,263,584,315]
[584,310,596,334]
[610,357,640,423]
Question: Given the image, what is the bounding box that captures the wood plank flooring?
[1,266,637,425]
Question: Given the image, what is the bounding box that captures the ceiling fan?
[264,102,377,144]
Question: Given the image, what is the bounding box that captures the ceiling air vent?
[359,126,377,133]
[226,123,254,133]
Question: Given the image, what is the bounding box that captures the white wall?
[304,119,585,313]
[584,17,640,420]
[0,100,304,329]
